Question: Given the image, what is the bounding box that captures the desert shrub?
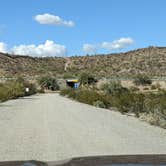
[0,79,37,102]
[129,86,139,92]
[143,87,149,90]
[110,91,146,116]
[93,100,106,108]
[140,111,166,129]
[101,81,129,95]
[60,85,166,129]
[60,88,78,99]
[152,83,161,90]
[79,73,97,86]
[63,73,75,79]
[156,83,161,90]
[151,85,157,90]
[24,82,37,96]
[37,88,45,93]
[67,89,77,99]
[0,81,25,102]
[60,88,111,108]
[60,88,73,96]
[75,90,111,108]
[38,76,59,91]
[137,91,166,128]
[112,91,166,117]
[16,78,37,96]
[133,75,152,86]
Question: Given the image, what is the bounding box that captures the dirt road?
[0,93,165,161]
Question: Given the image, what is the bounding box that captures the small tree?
[79,73,97,86]
[38,76,59,91]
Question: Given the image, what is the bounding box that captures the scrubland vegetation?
[0,75,62,102]
[1,47,166,78]
[0,78,37,102]
[0,72,166,129]
[0,75,62,103]
[60,74,166,129]
[38,76,60,91]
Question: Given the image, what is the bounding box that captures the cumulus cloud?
[0,40,67,57]
[83,37,134,54]
[12,40,67,57]
[34,13,75,27]
[0,42,8,53]
[101,37,134,50]
[82,44,97,54]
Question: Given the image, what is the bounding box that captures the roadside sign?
[25,88,29,92]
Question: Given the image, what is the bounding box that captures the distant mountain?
[0,46,166,78]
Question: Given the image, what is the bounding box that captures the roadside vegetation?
[38,76,60,91]
[133,75,152,86]
[60,74,166,129]
[79,72,97,86]
[0,78,37,102]
[0,76,61,103]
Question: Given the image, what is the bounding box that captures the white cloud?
[12,40,67,57]
[101,37,134,50]
[0,42,8,53]
[34,13,75,27]
[82,44,97,54]
[82,37,134,54]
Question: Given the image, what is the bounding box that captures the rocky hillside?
[0,53,65,77]
[0,46,166,78]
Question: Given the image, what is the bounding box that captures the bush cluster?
[60,88,111,108]
[133,75,152,86]
[100,81,129,95]
[0,79,37,102]
[79,73,97,86]
[38,76,59,91]
[60,82,166,128]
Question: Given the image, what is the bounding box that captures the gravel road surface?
[0,93,165,161]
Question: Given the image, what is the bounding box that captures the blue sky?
[0,0,166,56]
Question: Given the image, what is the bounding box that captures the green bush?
[16,78,37,96]
[101,81,129,95]
[129,86,139,92]
[37,88,45,93]
[133,75,152,86]
[0,81,25,102]
[63,73,75,79]
[60,86,166,129]
[112,91,166,126]
[151,85,157,90]
[76,90,111,108]
[0,79,37,102]
[93,100,106,108]
[79,73,97,86]
[110,91,146,116]
[60,88,73,96]
[60,88,111,108]
[38,76,59,91]
[24,83,37,96]
[143,87,149,90]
